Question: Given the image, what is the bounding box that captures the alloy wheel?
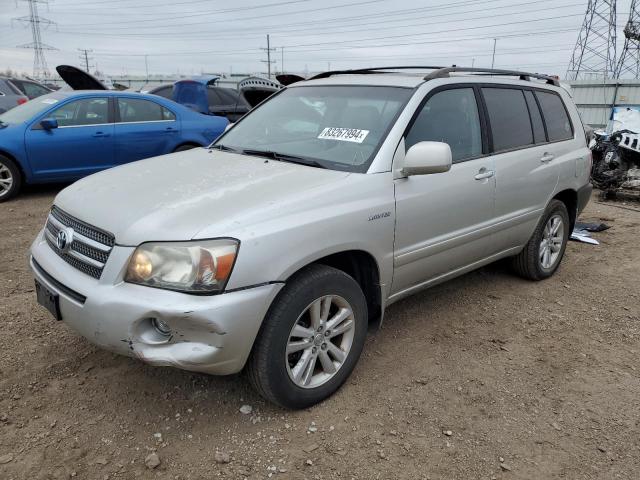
[0,163,13,198]
[539,214,564,270]
[286,295,356,389]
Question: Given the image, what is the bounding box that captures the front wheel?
[247,265,368,409]
[511,199,570,280]
[0,155,22,203]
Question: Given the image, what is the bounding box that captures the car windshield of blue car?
[214,85,412,173]
[0,94,64,124]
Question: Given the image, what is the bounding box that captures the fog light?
[151,318,171,336]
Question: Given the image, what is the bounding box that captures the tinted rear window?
[536,91,573,142]
[482,87,533,151]
[524,90,546,143]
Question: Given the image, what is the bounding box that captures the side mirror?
[40,118,58,130]
[402,141,452,176]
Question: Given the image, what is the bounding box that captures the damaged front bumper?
[30,229,282,375]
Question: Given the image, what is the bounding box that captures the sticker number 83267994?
[317,127,370,144]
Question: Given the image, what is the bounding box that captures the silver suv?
[30,67,592,408]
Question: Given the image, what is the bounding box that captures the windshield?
[0,93,64,124]
[215,85,412,172]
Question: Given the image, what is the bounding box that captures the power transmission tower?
[260,34,276,79]
[13,0,56,79]
[615,0,640,78]
[566,0,617,80]
[78,49,94,73]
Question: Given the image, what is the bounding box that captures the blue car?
[0,90,228,201]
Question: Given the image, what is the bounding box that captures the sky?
[0,0,633,79]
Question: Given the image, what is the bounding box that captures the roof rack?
[308,65,560,87]
[309,66,447,80]
[423,66,560,86]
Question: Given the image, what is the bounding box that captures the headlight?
[125,239,239,294]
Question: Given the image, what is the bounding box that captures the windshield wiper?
[240,149,328,169]
[211,143,240,153]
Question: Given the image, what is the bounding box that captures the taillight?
[17,97,27,105]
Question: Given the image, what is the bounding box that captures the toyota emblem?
[56,228,74,253]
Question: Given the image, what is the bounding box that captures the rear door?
[482,86,560,253]
[114,96,179,164]
[25,96,114,180]
[392,86,496,296]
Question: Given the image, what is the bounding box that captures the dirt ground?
[0,185,639,480]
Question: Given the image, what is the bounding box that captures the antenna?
[13,0,57,79]
[566,0,617,80]
[615,0,640,78]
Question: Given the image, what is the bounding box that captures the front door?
[25,96,114,180]
[392,86,496,296]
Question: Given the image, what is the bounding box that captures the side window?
[535,91,573,142]
[161,106,176,121]
[405,88,482,162]
[151,86,173,99]
[117,98,168,122]
[482,88,533,151]
[13,80,49,99]
[50,98,109,127]
[524,90,546,143]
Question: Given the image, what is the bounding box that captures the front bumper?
[30,229,282,375]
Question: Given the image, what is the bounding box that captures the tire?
[0,155,22,203]
[173,144,199,153]
[511,199,570,280]
[247,264,368,409]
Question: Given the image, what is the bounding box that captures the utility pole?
[260,34,276,79]
[567,0,617,79]
[78,48,94,73]
[144,55,149,83]
[13,0,56,79]
[281,47,284,74]
[491,38,497,69]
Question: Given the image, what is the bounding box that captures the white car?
[30,66,592,408]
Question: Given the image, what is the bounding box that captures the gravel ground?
[1,185,639,480]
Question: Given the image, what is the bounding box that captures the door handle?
[92,132,110,138]
[164,127,177,133]
[540,153,555,163]
[474,169,495,180]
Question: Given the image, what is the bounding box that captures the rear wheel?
[0,155,22,202]
[512,199,570,280]
[247,265,367,409]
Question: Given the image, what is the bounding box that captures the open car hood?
[238,77,282,107]
[172,76,220,114]
[56,65,107,90]
[276,73,306,86]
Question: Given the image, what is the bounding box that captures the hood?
[238,77,281,107]
[56,65,107,90]
[276,74,306,86]
[54,149,350,245]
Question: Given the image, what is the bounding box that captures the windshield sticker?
[41,98,58,104]
[318,127,369,143]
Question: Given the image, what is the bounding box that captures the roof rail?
[423,67,560,86]
[309,66,447,80]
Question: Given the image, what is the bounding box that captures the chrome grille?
[44,207,115,279]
